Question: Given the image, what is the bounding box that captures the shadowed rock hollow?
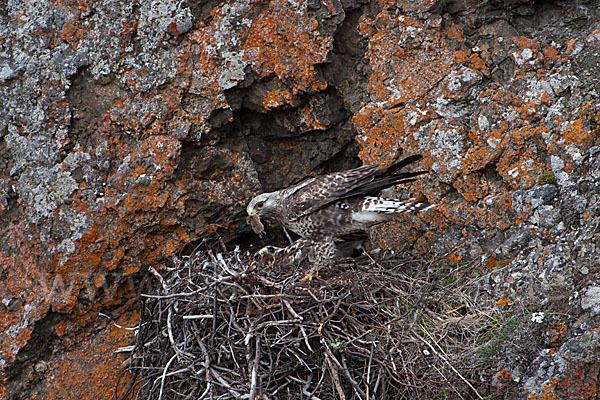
[1,0,600,398]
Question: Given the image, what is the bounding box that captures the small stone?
[581,286,600,315]
[1,297,12,307]
[579,266,589,275]
[0,58,20,81]
[34,361,47,373]
[176,12,193,35]
[478,114,489,131]
[531,185,559,207]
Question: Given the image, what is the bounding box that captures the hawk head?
[247,192,280,218]
[246,192,280,236]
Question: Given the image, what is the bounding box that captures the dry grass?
[120,237,513,399]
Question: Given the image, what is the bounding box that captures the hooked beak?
[248,209,261,216]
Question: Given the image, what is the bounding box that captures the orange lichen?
[486,254,497,269]
[243,1,332,94]
[497,368,513,387]
[586,29,600,45]
[454,50,468,63]
[497,297,510,307]
[297,101,328,132]
[41,313,137,400]
[527,359,600,400]
[543,46,559,59]
[562,119,588,144]
[550,320,568,348]
[485,254,510,270]
[472,53,489,71]
[263,89,293,110]
[0,225,52,366]
[445,23,464,42]
[448,251,462,264]
[358,16,375,36]
[362,12,453,104]
[453,171,500,202]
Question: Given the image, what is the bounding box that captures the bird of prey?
[247,154,432,269]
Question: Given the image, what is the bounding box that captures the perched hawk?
[247,154,432,268]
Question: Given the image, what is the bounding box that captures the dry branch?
[124,238,502,399]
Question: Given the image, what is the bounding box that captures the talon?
[301,272,321,281]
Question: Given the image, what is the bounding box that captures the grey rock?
[581,286,600,316]
[0,57,21,81]
[499,227,533,256]
[558,330,600,364]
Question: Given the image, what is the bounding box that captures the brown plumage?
[247,154,432,268]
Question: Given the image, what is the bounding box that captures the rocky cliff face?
[1,0,599,398]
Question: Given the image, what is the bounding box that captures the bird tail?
[362,197,433,214]
[352,196,434,224]
[352,154,428,196]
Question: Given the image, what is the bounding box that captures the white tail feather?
[352,196,433,224]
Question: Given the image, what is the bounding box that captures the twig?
[149,266,168,292]
[341,355,367,400]
[126,242,495,400]
[99,313,138,331]
[366,342,374,399]
[196,337,212,399]
[140,289,203,299]
[182,314,214,320]
[248,335,261,400]
[322,338,346,400]
[167,307,182,361]
[158,353,177,400]
[209,367,244,398]
[413,332,483,399]
[283,226,294,245]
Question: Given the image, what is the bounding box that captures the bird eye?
[256,201,264,209]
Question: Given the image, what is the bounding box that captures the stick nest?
[125,238,501,399]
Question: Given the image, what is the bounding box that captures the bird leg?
[256,239,314,266]
[282,226,294,245]
[302,236,336,281]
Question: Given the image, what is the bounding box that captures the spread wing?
[285,155,426,219]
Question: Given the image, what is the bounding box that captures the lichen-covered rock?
[1,0,600,398]
[352,0,600,398]
[0,0,349,397]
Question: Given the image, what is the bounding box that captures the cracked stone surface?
[1,0,600,398]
